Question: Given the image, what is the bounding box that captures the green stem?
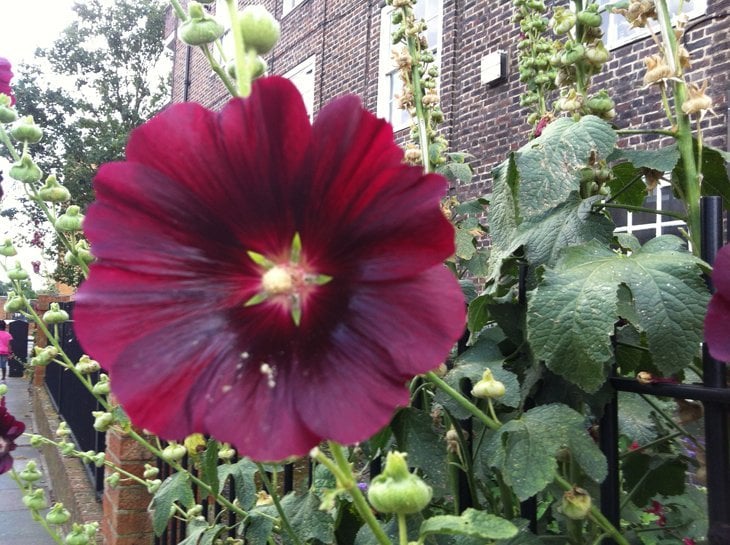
[554,475,630,545]
[639,394,704,452]
[601,173,645,206]
[397,513,408,545]
[0,124,20,161]
[402,9,431,173]
[620,469,651,509]
[256,464,304,545]
[168,0,187,21]
[615,128,676,137]
[594,201,687,221]
[486,398,501,425]
[619,431,682,459]
[319,443,393,545]
[9,471,64,545]
[424,372,500,430]
[226,0,249,97]
[655,0,701,255]
[201,45,239,97]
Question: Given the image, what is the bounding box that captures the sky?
[0,0,79,289]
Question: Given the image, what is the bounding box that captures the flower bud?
[43,302,70,324]
[65,239,94,266]
[11,116,43,143]
[29,434,45,448]
[239,5,280,54]
[22,488,48,511]
[218,443,236,460]
[161,442,187,462]
[560,487,592,520]
[55,205,84,232]
[38,174,72,203]
[76,355,101,374]
[146,478,162,494]
[92,411,114,432]
[186,504,204,518]
[143,463,159,480]
[0,239,17,257]
[180,2,225,46]
[46,503,71,526]
[7,262,29,281]
[255,491,273,506]
[19,460,43,483]
[4,291,25,313]
[56,421,71,438]
[92,374,110,395]
[9,153,43,183]
[184,433,207,457]
[92,452,105,467]
[367,451,432,515]
[471,369,506,399]
[576,6,602,28]
[0,383,7,396]
[65,524,90,545]
[0,101,18,124]
[105,472,121,488]
[59,440,76,455]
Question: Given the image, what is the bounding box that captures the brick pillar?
[103,425,155,545]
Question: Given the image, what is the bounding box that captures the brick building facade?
[166,0,729,206]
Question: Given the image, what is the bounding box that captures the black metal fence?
[44,302,106,496]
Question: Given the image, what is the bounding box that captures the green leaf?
[618,392,659,444]
[674,141,730,208]
[278,492,335,545]
[527,237,708,391]
[243,509,276,545]
[177,519,208,545]
[217,458,259,509]
[438,161,473,184]
[607,162,649,207]
[391,408,448,495]
[454,198,488,216]
[609,144,680,171]
[512,193,615,271]
[489,154,520,252]
[622,453,687,507]
[456,227,477,260]
[420,509,518,540]
[515,115,617,219]
[200,439,220,497]
[482,404,606,500]
[150,472,195,536]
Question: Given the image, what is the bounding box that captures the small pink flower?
[644,500,666,527]
[0,57,14,105]
[0,398,26,475]
[683,539,696,545]
[31,261,41,274]
[705,244,730,361]
[74,76,465,461]
[628,440,640,451]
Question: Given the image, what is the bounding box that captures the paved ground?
[0,376,59,545]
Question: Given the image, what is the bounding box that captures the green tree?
[11,0,171,284]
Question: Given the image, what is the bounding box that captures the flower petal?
[705,293,730,362]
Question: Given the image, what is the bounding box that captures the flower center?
[261,266,294,295]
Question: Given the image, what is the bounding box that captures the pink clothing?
[0,330,12,355]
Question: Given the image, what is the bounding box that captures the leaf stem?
[397,513,408,545]
[424,372,500,430]
[256,463,303,545]
[593,201,687,221]
[0,124,20,161]
[615,128,676,137]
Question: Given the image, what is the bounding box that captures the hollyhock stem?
[226,0,252,97]
[0,124,20,162]
[201,44,238,97]
[397,513,408,545]
[9,471,64,545]
[315,443,393,545]
[168,0,187,21]
[424,372,500,430]
[402,14,431,173]
[255,463,304,545]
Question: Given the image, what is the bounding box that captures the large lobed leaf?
[149,472,196,536]
[527,236,709,392]
[482,404,607,500]
[420,509,518,540]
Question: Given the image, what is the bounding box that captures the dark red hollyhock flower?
[74,76,465,461]
[0,398,26,474]
[705,244,730,362]
[0,57,14,105]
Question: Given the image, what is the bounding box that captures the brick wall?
[167,0,729,199]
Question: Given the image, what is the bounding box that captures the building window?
[377,0,442,131]
[282,0,305,17]
[610,181,687,246]
[284,56,316,121]
[599,0,708,49]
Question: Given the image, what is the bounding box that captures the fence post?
[700,197,730,544]
[103,423,155,545]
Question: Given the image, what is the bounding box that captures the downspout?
[183,45,193,102]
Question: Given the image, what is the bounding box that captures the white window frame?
[284,55,316,121]
[376,0,443,131]
[282,0,306,17]
[612,180,687,244]
[599,0,708,49]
